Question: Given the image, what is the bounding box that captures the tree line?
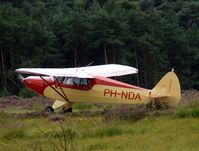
[0,0,198,96]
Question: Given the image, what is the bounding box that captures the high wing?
[15,64,138,78]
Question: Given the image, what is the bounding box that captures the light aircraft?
[15,64,181,113]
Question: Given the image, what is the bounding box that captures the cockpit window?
[65,77,89,86]
[80,78,89,86]
[65,77,74,85]
[54,76,89,86]
[54,76,65,83]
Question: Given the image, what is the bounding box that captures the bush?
[19,88,36,98]
[175,108,199,118]
[103,105,147,122]
[3,124,25,140]
[0,87,11,97]
[39,119,78,151]
[103,101,170,122]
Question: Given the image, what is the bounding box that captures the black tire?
[45,106,54,113]
[63,107,72,113]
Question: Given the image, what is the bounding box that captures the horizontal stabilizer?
[150,95,168,99]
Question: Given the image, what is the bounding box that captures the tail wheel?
[45,106,54,113]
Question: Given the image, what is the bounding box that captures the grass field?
[0,93,199,151]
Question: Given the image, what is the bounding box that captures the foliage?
[72,103,93,110]
[39,119,79,151]
[175,108,199,118]
[2,123,25,140]
[19,88,36,98]
[0,0,198,95]
[0,87,11,97]
[104,105,146,122]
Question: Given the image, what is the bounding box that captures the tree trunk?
[9,47,13,68]
[103,43,108,64]
[1,48,7,86]
[143,50,147,87]
[112,44,116,63]
[0,48,3,86]
[74,48,77,67]
[134,50,140,86]
[134,37,140,86]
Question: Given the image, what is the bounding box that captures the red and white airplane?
[16,64,181,112]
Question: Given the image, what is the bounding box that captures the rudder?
[151,71,181,106]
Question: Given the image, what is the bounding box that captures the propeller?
[17,73,24,81]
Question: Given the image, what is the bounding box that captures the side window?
[61,77,90,87]
[74,77,80,86]
[63,77,68,84]
[80,78,89,86]
[66,77,74,85]
[54,76,64,83]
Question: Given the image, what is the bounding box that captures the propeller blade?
[17,73,24,80]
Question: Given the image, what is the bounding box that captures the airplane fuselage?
[22,76,151,105]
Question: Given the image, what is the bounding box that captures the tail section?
[151,71,181,106]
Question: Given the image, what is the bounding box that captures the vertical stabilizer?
[151,71,181,106]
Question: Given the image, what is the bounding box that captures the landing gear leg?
[63,107,72,113]
[62,102,73,113]
[45,106,54,113]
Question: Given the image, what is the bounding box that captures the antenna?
[86,61,94,67]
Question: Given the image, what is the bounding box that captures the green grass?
[72,103,94,110]
[0,108,35,113]
[1,100,199,151]
[175,108,199,118]
[1,113,199,151]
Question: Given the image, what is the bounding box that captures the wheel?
[63,107,72,113]
[45,106,54,113]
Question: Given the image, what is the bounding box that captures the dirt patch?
[182,90,199,101]
[0,96,51,109]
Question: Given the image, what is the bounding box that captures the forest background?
[0,0,198,96]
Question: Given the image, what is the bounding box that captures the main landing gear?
[44,106,73,113]
[45,106,54,113]
[63,107,73,113]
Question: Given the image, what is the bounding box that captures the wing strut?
[40,76,69,103]
[54,76,69,101]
